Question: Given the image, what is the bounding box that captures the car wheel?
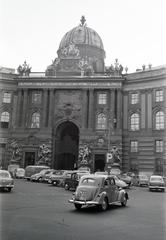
[121,196,127,206]
[38,177,42,183]
[74,203,82,210]
[100,197,108,211]
[65,184,69,190]
[8,188,12,192]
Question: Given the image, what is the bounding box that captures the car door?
[109,177,119,202]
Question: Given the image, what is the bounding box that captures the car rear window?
[80,178,98,186]
[150,176,163,181]
[0,172,10,178]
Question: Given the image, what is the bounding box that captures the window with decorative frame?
[98,93,107,105]
[130,113,140,131]
[3,92,11,103]
[155,89,163,102]
[96,113,107,129]
[32,92,42,104]
[130,141,138,152]
[155,111,164,130]
[0,112,10,128]
[31,112,40,128]
[131,93,139,104]
[155,140,164,153]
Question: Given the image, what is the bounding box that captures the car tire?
[65,184,69,190]
[8,188,12,192]
[100,197,108,211]
[121,196,127,206]
[74,203,82,210]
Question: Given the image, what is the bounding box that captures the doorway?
[54,121,79,170]
[94,154,105,172]
[24,152,35,167]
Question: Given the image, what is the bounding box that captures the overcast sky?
[1,0,166,73]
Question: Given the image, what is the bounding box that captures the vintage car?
[69,174,129,211]
[137,174,149,187]
[30,169,53,182]
[118,173,133,187]
[64,171,90,190]
[149,175,165,192]
[0,170,14,192]
[15,168,25,179]
[95,172,128,189]
[49,170,74,187]
[24,165,50,181]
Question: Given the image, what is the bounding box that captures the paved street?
[0,179,166,240]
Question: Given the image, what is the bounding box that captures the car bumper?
[69,199,99,206]
[0,184,14,188]
[149,186,165,190]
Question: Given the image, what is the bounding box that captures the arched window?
[1,111,10,128]
[31,112,40,128]
[130,113,139,131]
[96,113,106,129]
[155,111,164,130]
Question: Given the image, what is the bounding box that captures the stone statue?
[17,61,31,76]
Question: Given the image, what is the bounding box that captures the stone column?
[22,89,28,127]
[117,89,122,129]
[82,89,88,129]
[42,89,48,128]
[110,89,115,129]
[48,89,54,127]
[88,89,94,129]
[16,89,22,127]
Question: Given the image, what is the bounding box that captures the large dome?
[46,17,105,76]
[57,16,105,62]
[59,25,104,50]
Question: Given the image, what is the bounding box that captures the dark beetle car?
[69,174,129,211]
[64,171,90,190]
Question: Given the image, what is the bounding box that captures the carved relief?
[54,91,82,123]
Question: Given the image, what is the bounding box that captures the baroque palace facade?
[0,17,166,175]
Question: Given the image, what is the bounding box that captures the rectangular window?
[155,140,163,152]
[32,92,41,104]
[98,93,107,105]
[155,90,163,102]
[131,141,138,152]
[131,93,139,104]
[3,92,11,103]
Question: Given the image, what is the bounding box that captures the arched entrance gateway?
[53,121,79,170]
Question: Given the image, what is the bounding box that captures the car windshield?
[80,178,99,186]
[0,172,10,178]
[150,176,163,182]
[139,175,148,180]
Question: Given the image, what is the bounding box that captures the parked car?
[0,170,14,192]
[7,164,19,178]
[68,174,129,211]
[30,169,53,182]
[137,174,149,187]
[149,175,165,192]
[24,165,50,181]
[118,173,132,187]
[64,171,90,190]
[40,169,55,183]
[15,168,25,179]
[95,172,128,189]
[49,170,74,187]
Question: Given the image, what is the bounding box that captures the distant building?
[0,17,166,175]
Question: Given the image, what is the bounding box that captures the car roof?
[0,170,10,173]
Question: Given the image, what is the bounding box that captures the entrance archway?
[54,121,79,170]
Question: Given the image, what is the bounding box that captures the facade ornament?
[106,59,123,76]
[17,61,31,76]
[80,15,86,26]
[78,58,94,76]
[10,140,22,164]
[37,144,51,166]
[60,43,80,58]
[78,144,92,167]
[110,146,121,164]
